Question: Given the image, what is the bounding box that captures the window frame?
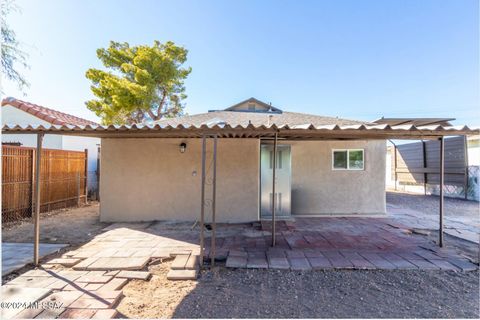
[332,149,365,171]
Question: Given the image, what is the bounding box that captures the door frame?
[258,142,292,220]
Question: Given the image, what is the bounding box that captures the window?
[332,149,364,170]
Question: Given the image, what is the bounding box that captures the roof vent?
[203,117,226,126]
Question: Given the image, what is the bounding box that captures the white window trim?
[332,149,365,171]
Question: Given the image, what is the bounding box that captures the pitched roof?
[156,98,368,127]
[155,110,368,128]
[2,97,99,126]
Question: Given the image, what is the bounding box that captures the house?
[97,98,386,223]
[2,97,476,224]
[1,97,101,194]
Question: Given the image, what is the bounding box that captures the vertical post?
[463,135,469,200]
[76,172,81,206]
[96,145,101,201]
[199,134,206,267]
[211,135,217,267]
[439,137,445,247]
[31,148,36,218]
[422,140,427,195]
[84,148,88,204]
[34,133,44,266]
[271,132,278,246]
[393,144,398,191]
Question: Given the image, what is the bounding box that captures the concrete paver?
[288,257,311,271]
[268,257,290,269]
[1,286,52,319]
[171,254,190,270]
[167,269,197,280]
[225,255,247,268]
[116,271,150,280]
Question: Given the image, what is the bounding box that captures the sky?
[2,0,479,126]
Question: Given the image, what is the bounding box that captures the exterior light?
[180,142,187,153]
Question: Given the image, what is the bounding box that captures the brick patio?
[1,217,478,318]
[206,217,478,272]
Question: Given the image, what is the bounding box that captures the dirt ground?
[2,203,107,245]
[3,196,479,318]
[118,261,479,318]
[386,191,479,220]
[3,194,477,246]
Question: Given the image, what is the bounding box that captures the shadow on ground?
[170,268,480,318]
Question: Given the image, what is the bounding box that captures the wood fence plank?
[2,146,88,223]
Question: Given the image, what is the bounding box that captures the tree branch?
[156,89,168,119]
[146,109,156,120]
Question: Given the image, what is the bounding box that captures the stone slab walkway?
[1,222,199,319]
[2,243,68,276]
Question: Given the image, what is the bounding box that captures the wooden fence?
[391,136,468,196]
[2,145,88,223]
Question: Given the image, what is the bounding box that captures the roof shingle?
[155,110,370,128]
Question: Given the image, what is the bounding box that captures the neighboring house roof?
[1,97,99,126]
[156,97,368,127]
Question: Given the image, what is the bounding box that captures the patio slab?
[1,286,52,319]
[2,242,68,275]
[208,217,479,271]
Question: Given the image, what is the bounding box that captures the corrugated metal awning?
[2,123,478,140]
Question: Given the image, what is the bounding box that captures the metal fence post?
[34,133,44,266]
[199,135,206,267]
[439,137,445,247]
[211,134,217,267]
[84,148,88,204]
[77,172,81,207]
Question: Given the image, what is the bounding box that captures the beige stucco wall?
[100,138,260,223]
[289,140,387,215]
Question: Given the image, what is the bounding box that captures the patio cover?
[2,122,478,266]
[2,122,478,139]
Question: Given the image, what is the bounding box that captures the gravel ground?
[118,262,479,319]
[1,203,107,245]
[386,191,479,220]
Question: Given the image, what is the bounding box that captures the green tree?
[86,40,191,125]
[1,0,29,92]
